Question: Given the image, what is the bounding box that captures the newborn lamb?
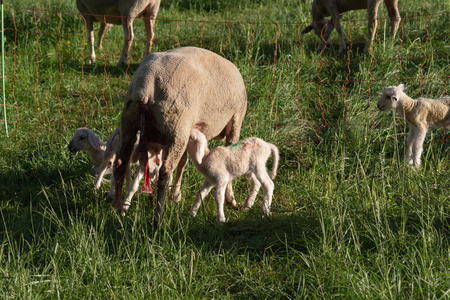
[186,129,279,223]
[377,82,450,167]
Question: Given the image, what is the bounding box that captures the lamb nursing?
[377,83,450,167]
[113,47,248,223]
[186,129,279,223]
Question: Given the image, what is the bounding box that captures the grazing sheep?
[76,0,161,65]
[377,83,450,167]
[186,129,279,223]
[113,47,248,223]
[68,127,107,176]
[301,0,401,54]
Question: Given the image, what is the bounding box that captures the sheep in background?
[113,47,248,223]
[76,0,161,65]
[68,127,107,176]
[301,0,401,54]
[186,129,279,223]
[377,83,450,167]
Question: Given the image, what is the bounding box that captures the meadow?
[1,0,450,298]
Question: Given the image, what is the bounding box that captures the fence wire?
[1,2,449,143]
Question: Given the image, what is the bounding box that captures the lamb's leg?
[215,184,227,223]
[243,173,261,210]
[190,180,214,217]
[113,133,137,213]
[123,160,146,212]
[118,17,135,65]
[254,167,274,217]
[405,127,416,165]
[412,127,427,168]
[94,152,115,189]
[364,0,382,53]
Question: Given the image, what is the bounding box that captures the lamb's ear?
[398,82,407,90]
[88,132,101,149]
[392,95,399,101]
[194,143,205,165]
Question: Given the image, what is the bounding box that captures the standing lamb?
[113,47,248,223]
[186,129,279,223]
[377,83,450,167]
[76,0,161,65]
[301,0,401,54]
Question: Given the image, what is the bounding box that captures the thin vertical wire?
[1,0,8,137]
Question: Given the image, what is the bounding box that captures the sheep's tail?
[269,143,279,180]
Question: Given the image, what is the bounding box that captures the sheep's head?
[377,83,407,111]
[68,128,101,152]
[187,129,209,165]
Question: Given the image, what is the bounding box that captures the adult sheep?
[76,0,161,65]
[113,47,248,223]
[301,0,401,54]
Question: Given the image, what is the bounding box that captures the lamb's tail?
[269,143,279,180]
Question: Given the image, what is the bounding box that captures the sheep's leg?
[317,20,335,52]
[405,127,416,165]
[98,22,112,51]
[170,152,188,203]
[190,180,214,217]
[384,0,401,40]
[108,173,116,198]
[118,17,135,65]
[412,127,427,168]
[243,173,261,210]
[83,16,96,64]
[364,0,382,53]
[154,143,186,225]
[215,184,227,223]
[143,1,160,55]
[326,3,346,54]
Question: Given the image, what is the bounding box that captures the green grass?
[1,0,450,298]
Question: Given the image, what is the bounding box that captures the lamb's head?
[187,129,209,165]
[377,83,407,111]
[68,127,101,152]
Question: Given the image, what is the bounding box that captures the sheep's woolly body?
[377,83,450,167]
[187,129,279,223]
[114,47,247,221]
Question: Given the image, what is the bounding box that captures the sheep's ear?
[88,132,101,149]
[392,95,399,101]
[301,24,314,34]
[398,82,407,90]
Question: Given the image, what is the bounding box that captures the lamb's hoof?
[117,59,128,66]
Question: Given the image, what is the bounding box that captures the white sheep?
[76,0,161,65]
[377,83,450,167]
[186,129,279,223]
[301,0,401,54]
[113,47,248,223]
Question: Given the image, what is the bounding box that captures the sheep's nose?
[377,103,382,110]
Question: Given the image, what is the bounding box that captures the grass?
[1,0,450,298]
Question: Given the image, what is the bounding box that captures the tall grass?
[1,0,450,298]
